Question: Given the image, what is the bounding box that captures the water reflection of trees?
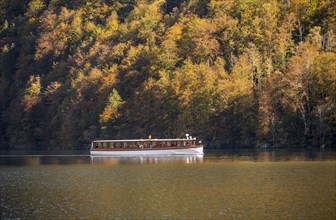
[1,149,335,166]
[205,149,336,162]
[90,155,204,165]
[0,156,41,166]
[0,156,91,166]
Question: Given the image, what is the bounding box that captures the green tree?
[22,75,41,111]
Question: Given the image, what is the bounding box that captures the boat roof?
[92,138,196,143]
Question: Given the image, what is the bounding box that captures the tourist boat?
[90,136,203,156]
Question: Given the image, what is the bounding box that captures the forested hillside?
[0,0,335,149]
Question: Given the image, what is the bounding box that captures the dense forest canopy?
[0,0,335,149]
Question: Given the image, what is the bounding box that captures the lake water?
[1,149,335,219]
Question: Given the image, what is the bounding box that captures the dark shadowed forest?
[0,0,335,149]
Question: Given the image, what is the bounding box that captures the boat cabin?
[91,138,199,149]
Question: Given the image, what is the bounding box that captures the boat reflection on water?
[90,155,204,165]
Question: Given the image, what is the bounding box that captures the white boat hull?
[90,146,203,156]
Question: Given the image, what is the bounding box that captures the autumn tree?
[1,0,335,149]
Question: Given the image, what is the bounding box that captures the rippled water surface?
[1,149,336,219]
